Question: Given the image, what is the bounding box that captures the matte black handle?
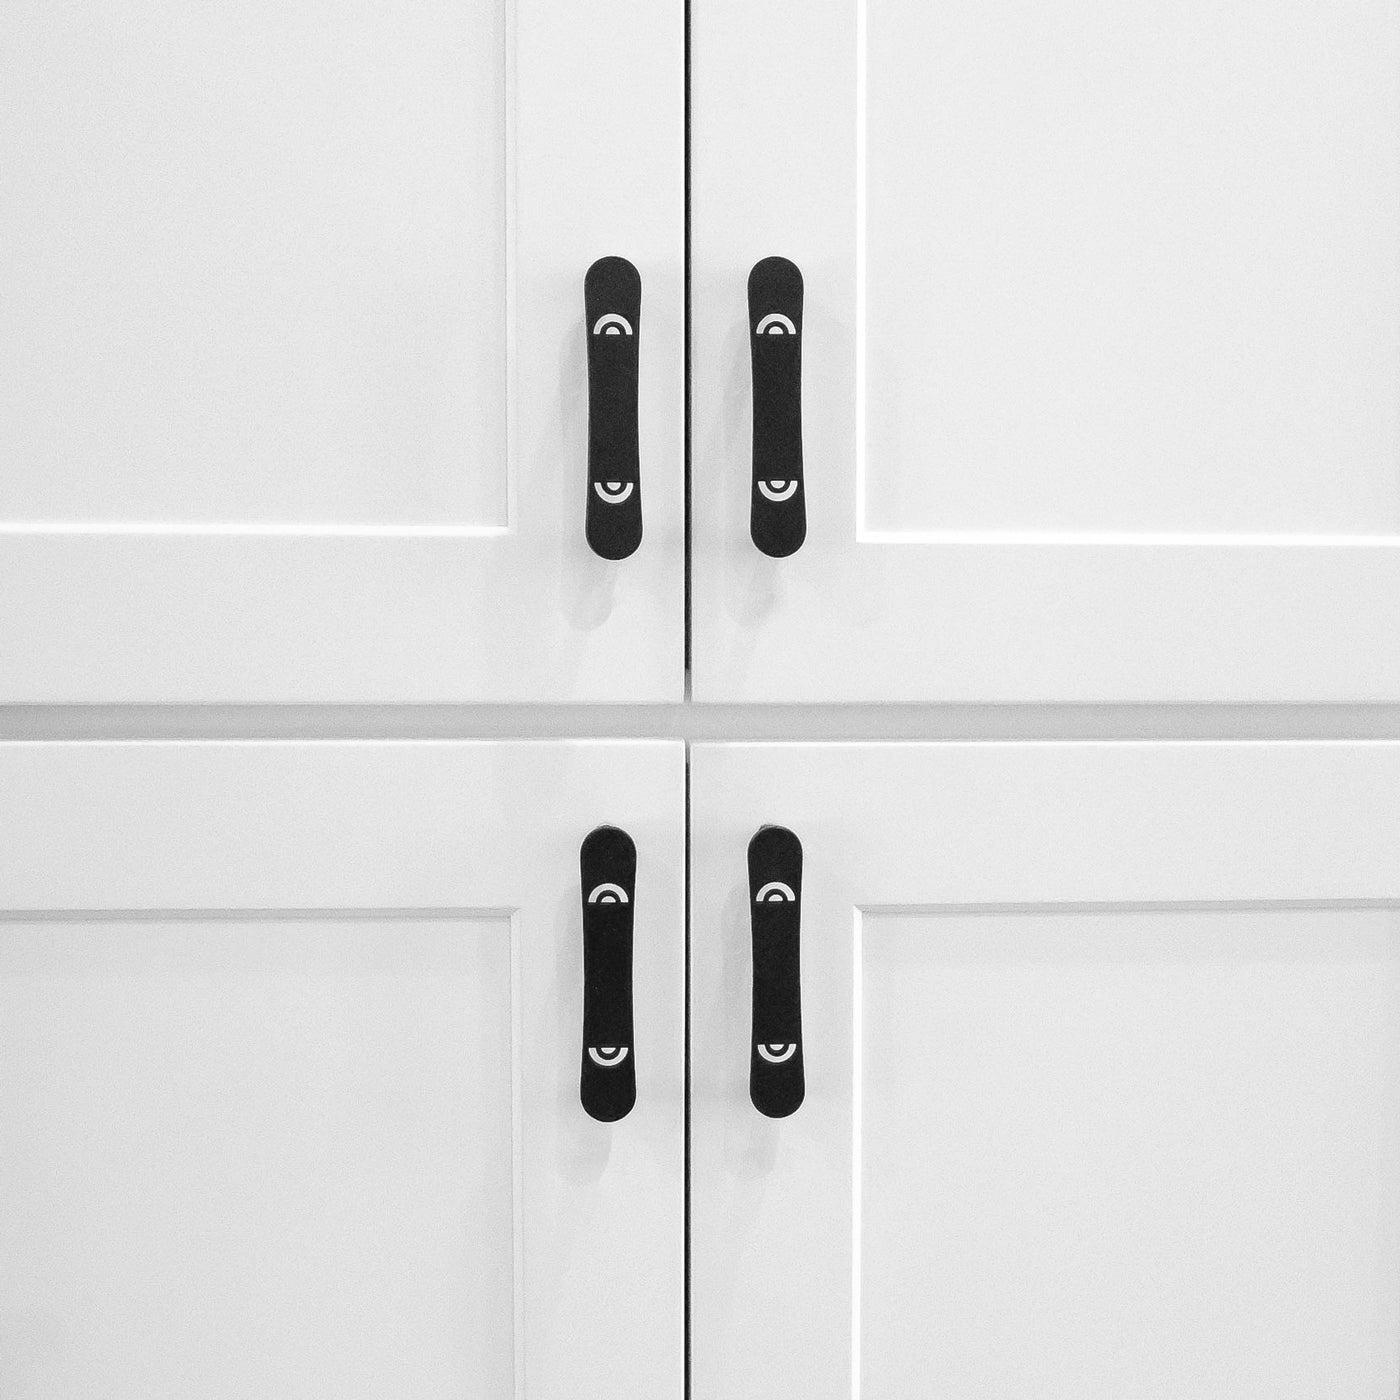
[580,824,637,1122]
[585,257,643,560]
[748,824,804,1118]
[748,257,805,558]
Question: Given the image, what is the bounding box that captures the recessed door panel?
[2,1,509,529]
[860,1,1400,538]
[1,915,516,1398]
[859,906,1400,1396]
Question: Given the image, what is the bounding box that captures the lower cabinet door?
[0,741,684,1400]
[691,742,1400,1399]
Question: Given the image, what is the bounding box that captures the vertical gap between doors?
[682,0,693,700]
[683,746,692,1398]
[682,0,694,1368]
[682,1,694,1386]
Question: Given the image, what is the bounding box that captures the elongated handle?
[748,824,804,1117]
[580,824,637,1122]
[585,257,643,560]
[748,257,805,557]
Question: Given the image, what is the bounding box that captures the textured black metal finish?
[585,257,643,560]
[748,823,805,1117]
[748,257,805,558]
[580,824,638,1121]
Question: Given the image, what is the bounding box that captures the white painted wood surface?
[692,0,1400,700]
[0,2,683,700]
[0,741,685,1399]
[691,742,1400,1397]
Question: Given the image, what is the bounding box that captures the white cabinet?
[9,0,1400,703]
[0,2,683,701]
[0,741,685,1399]
[8,4,1400,1393]
[691,743,1400,1397]
[692,0,1400,701]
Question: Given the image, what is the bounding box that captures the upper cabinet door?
[0,2,682,701]
[691,742,1400,1398]
[0,740,684,1399]
[692,0,1400,701]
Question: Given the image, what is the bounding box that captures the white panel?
[861,908,1400,1397]
[0,741,686,1400]
[692,0,1400,702]
[0,2,683,701]
[690,743,1400,1400]
[863,0,1400,535]
[0,0,507,527]
[0,916,515,1399]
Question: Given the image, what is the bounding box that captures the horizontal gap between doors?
[5,704,1400,743]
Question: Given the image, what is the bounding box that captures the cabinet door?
[0,2,682,701]
[691,743,1400,1397]
[0,741,683,1399]
[692,0,1400,701]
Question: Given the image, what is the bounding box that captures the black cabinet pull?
[748,257,805,558]
[748,824,804,1117]
[580,824,637,1122]
[585,257,643,560]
